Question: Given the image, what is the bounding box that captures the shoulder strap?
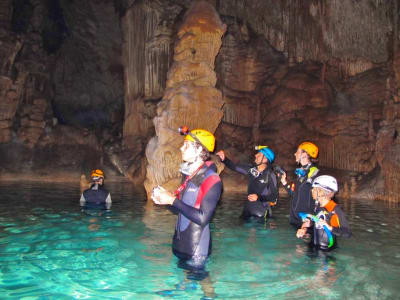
[307,166,319,179]
[194,174,220,209]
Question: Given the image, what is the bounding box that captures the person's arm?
[80,194,86,206]
[329,207,351,238]
[223,158,251,176]
[280,172,294,196]
[105,193,112,209]
[296,219,311,238]
[172,176,222,226]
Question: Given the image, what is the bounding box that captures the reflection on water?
[0,182,400,299]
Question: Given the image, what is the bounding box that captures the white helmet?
[312,175,338,193]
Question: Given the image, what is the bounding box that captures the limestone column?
[144,1,226,194]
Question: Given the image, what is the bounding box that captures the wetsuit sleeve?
[80,194,86,206]
[105,193,112,209]
[259,172,278,203]
[331,206,352,238]
[223,158,251,176]
[171,179,222,226]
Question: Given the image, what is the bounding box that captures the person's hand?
[216,150,225,161]
[248,194,258,202]
[302,219,311,228]
[296,227,308,238]
[151,186,176,205]
[280,171,287,185]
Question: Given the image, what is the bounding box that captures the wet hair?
[301,150,319,164]
[194,142,210,161]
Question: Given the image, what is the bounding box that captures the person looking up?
[216,146,278,220]
[151,126,222,271]
[80,169,112,210]
[296,175,351,251]
[280,142,319,228]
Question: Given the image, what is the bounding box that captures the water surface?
[0,182,399,299]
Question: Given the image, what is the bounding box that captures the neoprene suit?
[80,184,112,209]
[170,161,222,267]
[223,158,278,217]
[283,163,318,228]
[313,200,351,250]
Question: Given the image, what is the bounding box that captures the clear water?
[0,182,400,300]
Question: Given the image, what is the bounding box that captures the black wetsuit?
[283,164,319,228]
[80,183,112,209]
[170,161,222,268]
[223,158,278,219]
[312,200,351,250]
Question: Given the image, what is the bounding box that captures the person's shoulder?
[99,186,110,193]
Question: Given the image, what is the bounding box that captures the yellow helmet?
[184,128,215,152]
[298,142,319,158]
[91,169,104,179]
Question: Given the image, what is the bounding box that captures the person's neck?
[185,159,204,176]
[257,163,267,172]
[319,198,330,207]
[301,162,311,168]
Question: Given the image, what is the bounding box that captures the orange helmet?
[298,142,319,158]
[91,169,104,180]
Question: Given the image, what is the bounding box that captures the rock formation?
[0,0,399,202]
[144,1,226,194]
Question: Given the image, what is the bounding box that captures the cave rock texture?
[0,0,400,202]
[144,0,226,194]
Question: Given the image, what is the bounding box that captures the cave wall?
[0,0,399,200]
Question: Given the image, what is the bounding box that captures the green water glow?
[0,182,399,299]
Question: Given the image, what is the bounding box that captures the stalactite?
[218,0,392,77]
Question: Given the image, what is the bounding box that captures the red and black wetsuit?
[170,161,222,268]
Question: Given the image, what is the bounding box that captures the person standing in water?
[80,169,112,210]
[280,142,319,228]
[296,175,351,250]
[151,126,222,270]
[216,146,278,220]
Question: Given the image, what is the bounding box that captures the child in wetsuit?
[296,175,351,250]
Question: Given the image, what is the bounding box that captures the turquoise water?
[0,182,400,299]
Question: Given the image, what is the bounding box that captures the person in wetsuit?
[280,142,319,228]
[151,127,222,270]
[216,146,278,220]
[80,169,112,210]
[296,175,351,251]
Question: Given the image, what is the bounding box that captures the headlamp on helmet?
[178,126,215,152]
[255,145,275,163]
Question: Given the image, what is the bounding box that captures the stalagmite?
[144,1,226,195]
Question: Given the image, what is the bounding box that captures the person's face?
[295,148,309,166]
[96,178,104,185]
[255,152,268,165]
[312,187,330,207]
[180,140,200,162]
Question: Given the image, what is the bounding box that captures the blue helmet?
[259,147,275,163]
